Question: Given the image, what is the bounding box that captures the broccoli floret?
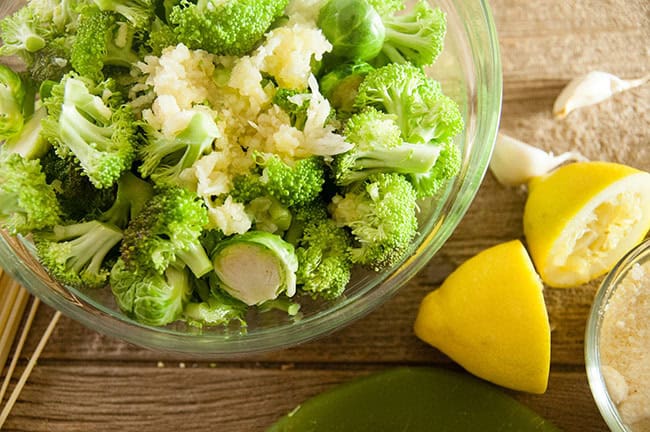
[110,258,192,326]
[92,0,156,29]
[40,148,117,221]
[139,111,220,186]
[408,139,461,198]
[331,172,417,270]
[257,153,326,208]
[380,0,446,67]
[71,7,140,81]
[291,203,352,300]
[332,107,439,185]
[403,86,464,145]
[120,186,212,278]
[35,220,123,288]
[169,0,289,56]
[145,17,178,56]
[0,7,47,61]
[100,171,154,228]
[273,88,309,131]
[0,152,61,235]
[319,62,374,114]
[0,64,29,140]
[230,172,266,204]
[41,74,137,189]
[366,0,404,16]
[212,231,298,305]
[28,36,73,84]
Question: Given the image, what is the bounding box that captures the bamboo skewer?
[0,297,40,404]
[0,310,61,429]
[0,284,29,375]
[0,283,20,342]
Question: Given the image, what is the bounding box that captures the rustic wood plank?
[1,365,607,432]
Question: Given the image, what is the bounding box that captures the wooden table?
[2,0,649,430]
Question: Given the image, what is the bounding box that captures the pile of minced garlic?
[600,261,650,431]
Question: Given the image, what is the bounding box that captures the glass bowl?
[0,0,502,357]
[585,239,650,432]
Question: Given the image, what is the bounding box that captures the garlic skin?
[553,71,649,119]
[489,133,587,186]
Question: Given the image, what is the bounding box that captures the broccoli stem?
[357,143,440,172]
[176,240,213,278]
[3,107,51,160]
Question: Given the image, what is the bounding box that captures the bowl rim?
[584,238,650,432]
[0,0,503,356]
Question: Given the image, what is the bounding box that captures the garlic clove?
[553,71,650,119]
[489,133,587,186]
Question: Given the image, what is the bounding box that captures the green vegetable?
[120,186,212,278]
[139,111,220,186]
[246,196,293,234]
[0,7,47,60]
[35,220,123,288]
[0,152,61,235]
[71,7,139,81]
[99,171,154,228]
[273,88,310,131]
[111,258,192,326]
[318,62,374,114]
[91,0,156,29]
[331,172,417,271]
[41,74,137,189]
[318,0,385,62]
[184,288,247,328]
[0,64,28,140]
[333,107,440,185]
[267,368,561,432]
[380,0,447,67]
[409,139,462,198]
[2,106,51,160]
[258,154,326,208]
[169,0,289,56]
[212,231,298,305]
[28,36,73,84]
[290,203,352,300]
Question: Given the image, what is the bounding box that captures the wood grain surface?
[1,0,650,431]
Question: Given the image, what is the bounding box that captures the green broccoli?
[92,0,156,29]
[169,0,289,56]
[139,111,220,186]
[120,186,212,278]
[257,153,326,208]
[332,107,439,185]
[110,258,192,326]
[100,171,154,228]
[145,17,178,56]
[246,196,293,234]
[35,220,123,288]
[41,74,137,189]
[230,172,267,204]
[71,7,140,81]
[0,64,29,140]
[408,139,461,198]
[365,0,404,16]
[0,7,47,61]
[331,172,417,270]
[212,230,298,306]
[40,148,117,221]
[403,85,464,145]
[28,0,81,36]
[290,203,353,300]
[0,152,61,235]
[379,0,446,67]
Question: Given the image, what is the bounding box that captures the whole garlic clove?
[553,71,649,119]
[489,133,587,186]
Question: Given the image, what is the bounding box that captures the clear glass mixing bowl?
[0,0,502,356]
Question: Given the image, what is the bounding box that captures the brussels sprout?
[211,231,298,306]
[318,0,385,61]
[0,64,27,140]
[319,61,374,113]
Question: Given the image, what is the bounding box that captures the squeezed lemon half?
[414,240,551,394]
[523,161,650,288]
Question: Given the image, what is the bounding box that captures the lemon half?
[523,161,650,288]
[414,240,550,394]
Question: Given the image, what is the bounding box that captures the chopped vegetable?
[0,0,464,328]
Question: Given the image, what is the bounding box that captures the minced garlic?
[600,261,650,431]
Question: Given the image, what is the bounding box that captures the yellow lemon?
[414,240,550,394]
[524,161,650,288]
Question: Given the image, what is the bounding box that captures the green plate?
[267,367,561,432]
